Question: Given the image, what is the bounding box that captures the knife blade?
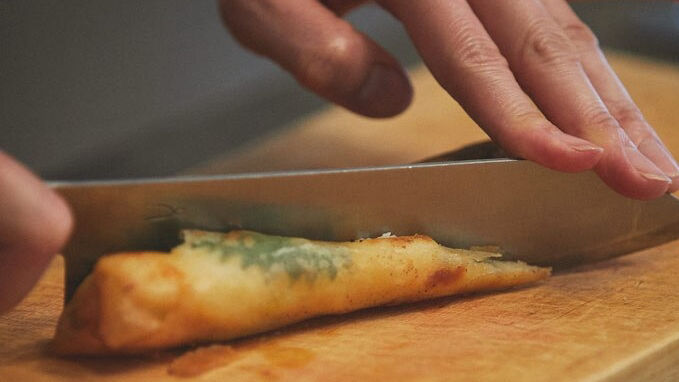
[52,159,679,300]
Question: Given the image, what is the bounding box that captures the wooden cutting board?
[2,51,679,381]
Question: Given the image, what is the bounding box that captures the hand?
[0,151,72,313]
[219,0,679,200]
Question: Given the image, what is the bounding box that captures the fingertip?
[0,192,72,314]
[635,176,671,200]
[219,0,411,119]
[668,176,679,194]
[292,31,413,118]
[528,145,602,173]
[0,152,73,313]
[559,142,604,173]
[594,152,671,200]
[41,187,74,254]
[350,64,413,118]
[604,175,670,201]
[500,127,603,173]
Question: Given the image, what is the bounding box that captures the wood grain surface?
[2,51,679,381]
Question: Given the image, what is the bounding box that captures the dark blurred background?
[2,1,678,180]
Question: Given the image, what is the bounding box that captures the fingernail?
[662,149,679,177]
[668,179,679,193]
[358,65,412,117]
[640,172,672,182]
[559,133,604,154]
[639,138,679,178]
[571,144,604,153]
[626,146,672,183]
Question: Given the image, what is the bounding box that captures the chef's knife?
[51,159,679,300]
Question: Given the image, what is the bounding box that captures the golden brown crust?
[51,274,106,354]
[52,231,549,355]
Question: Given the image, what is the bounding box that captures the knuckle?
[631,131,656,148]
[576,105,622,140]
[521,19,578,67]
[615,127,638,148]
[583,105,619,128]
[506,105,546,126]
[562,21,599,50]
[490,109,547,146]
[458,42,507,70]
[607,101,646,127]
[618,120,654,148]
[455,26,508,71]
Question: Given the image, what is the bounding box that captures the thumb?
[0,151,73,313]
